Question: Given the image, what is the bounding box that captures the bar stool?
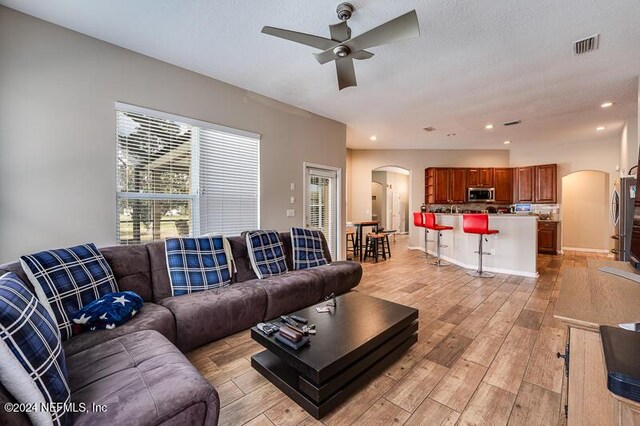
[346,226,357,260]
[462,214,499,278]
[364,233,389,262]
[424,213,453,266]
[413,212,430,259]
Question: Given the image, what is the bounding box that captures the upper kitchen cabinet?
[467,168,494,188]
[514,166,535,203]
[493,168,513,203]
[534,164,557,203]
[449,168,467,203]
[514,164,557,204]
[426,168,449,204]
[425,168,466,204]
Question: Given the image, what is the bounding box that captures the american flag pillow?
[246,230,288,279]
[0,272,70,426]
[20,243,119,341]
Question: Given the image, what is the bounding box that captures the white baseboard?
[408,246,538,278]
[562,246,610,254]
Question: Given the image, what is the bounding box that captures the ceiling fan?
[261,3,420,90]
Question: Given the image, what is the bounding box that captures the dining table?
[351,221,380,261]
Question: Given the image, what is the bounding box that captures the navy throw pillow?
[246,230,288,279]
[290,228,329,270]
[20,243,119,340]
[165,236,232,296]
[0,272,70,426]
[71,291,143,331]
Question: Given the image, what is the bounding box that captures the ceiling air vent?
[423,126,436,132]
[503,120,521,126]
[574,34,599,55]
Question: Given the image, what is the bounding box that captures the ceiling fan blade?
[346,10,420,52]
[313,10,419,65]
[314,49,339,65]
[351,50,374,60]
[261,26,338,50]
[336,57,357,90]
[330,21,350,42]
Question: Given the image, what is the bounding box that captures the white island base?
[410,214,538,278]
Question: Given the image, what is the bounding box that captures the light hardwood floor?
[187,236,606,426]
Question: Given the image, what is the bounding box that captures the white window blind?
[199,127,260,235]
[115,104,260,244]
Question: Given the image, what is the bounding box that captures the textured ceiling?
[2,0,640,149]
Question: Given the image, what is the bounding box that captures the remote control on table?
[280,315,299,327]
[290,315,308,324]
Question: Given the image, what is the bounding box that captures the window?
[116,103,260,244]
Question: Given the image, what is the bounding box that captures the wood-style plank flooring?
[187,236,606,426]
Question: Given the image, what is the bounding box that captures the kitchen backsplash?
[426,203,561,220]
[427,203,512,212]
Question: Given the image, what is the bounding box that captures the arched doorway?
[371,166,411,233]
[561,170,611,252]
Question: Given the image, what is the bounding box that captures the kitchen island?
[422,213,538,277]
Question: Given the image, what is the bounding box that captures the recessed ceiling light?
[485,124,494,129]
[503,140,511,145]
[600,102,614,108]
[596,126,606,131]
[370,135,377,141]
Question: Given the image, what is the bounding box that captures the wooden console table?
[555,259,640,425]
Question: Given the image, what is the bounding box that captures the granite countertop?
[433,212,560,221]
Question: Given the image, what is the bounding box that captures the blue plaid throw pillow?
[72,291,144,331]
[291,228,329,270]
[246,230,288,279]
[165,236,231,296]
[0,272,70,426]
[20,243,119,341]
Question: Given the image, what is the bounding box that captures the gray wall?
[0,7,347,262]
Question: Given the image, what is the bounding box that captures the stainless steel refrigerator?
[610,176,637,261]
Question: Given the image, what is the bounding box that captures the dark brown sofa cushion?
[307,261,364,297]
[159,283,268,352]
[256,270,325,320]
[62,302,176,357]
[100,244,154,302]
[68,330,219,426]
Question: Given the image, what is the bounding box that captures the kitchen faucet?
[450,205,459,214]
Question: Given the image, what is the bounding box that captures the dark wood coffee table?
[250,291,418,419]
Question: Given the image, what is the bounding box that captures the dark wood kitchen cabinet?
[467,168,494,188]
[535,164,557,203]
[538,221,558,254]
[514,166,535,203]
[514,164,557,204]
[449,168,467,203]
[425,168,449,204]
[425,168,466,204]
[493,168,513,203]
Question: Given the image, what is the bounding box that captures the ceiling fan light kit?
[261,4,420,90]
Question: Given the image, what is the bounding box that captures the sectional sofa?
[0,232,362,425]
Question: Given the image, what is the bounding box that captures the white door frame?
[303,162,343,260]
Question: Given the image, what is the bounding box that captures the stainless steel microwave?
[468,187,495,202]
